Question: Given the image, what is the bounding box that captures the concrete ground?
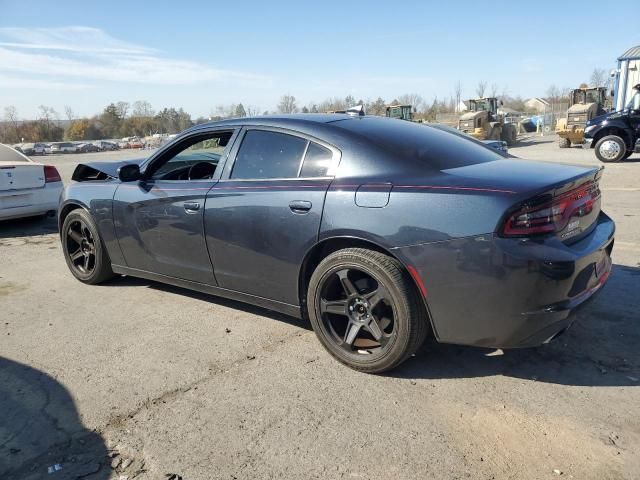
[1,136,639,479]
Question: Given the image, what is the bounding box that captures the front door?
[113,129,237,285]
[205,128,340,305]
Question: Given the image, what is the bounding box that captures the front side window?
[149,131,233,180]
[231,130,307,179]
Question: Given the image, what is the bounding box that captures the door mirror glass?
[118,164,141,182]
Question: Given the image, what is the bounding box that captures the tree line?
[1,68,608,144]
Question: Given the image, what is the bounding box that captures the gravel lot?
[1,135,639,479]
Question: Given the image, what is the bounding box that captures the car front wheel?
[595,135,627,162]
[307,248,428,373]
[61,209,114,284]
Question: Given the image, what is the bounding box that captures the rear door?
[205,127,340,305]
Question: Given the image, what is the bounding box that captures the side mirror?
[499,100,504,106]
[117,164,141,182]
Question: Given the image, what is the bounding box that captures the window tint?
[337,117,502,170]
[231,130,307,179]
[300,142,333,177]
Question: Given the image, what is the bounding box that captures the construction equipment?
[457,97,517,146]
[555,87,608,148]
[385,104,413,121]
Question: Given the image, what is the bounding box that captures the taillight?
[501,181,599,237]
[44,165,61,183]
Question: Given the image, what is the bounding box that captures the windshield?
[471,100,489,111]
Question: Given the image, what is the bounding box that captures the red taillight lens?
[501,181,599,237]
[44,165,61,183]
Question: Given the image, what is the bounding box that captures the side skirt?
[111,265,303,319]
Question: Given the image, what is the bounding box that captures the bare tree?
[546,84,561,103]
[475,80,488,98]
[454,81,462,113]
[115,101,130,118]
[277,94,298,114]
[4,105,19,127]
[490,83,499,97]
[64,105,75,122]
[2,106,20,143]
[590,68,608,87]
[132,100,154,117]
[245,105,262,117]
[397,93,424,111]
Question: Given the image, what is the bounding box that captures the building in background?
[524,97,551,113]
[613,45,640,111]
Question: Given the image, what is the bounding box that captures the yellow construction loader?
[457,97,517,146]
[556,87,608,148]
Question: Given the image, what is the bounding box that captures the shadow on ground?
[100,275,311,331]
[0,357,110,480]
[0,215,57,239]
[395,263,640,387]
[97,261,639,389]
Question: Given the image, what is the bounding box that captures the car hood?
[71,158,145,181]
[587,110,626,126]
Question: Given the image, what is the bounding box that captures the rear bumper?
[0,183,62,220]
[394,212,615,348]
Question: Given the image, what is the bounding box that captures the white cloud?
[0,26,271,88]
[0,26,155,55]
[0,73,91,90]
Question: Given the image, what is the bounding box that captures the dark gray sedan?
[59,115,614,373]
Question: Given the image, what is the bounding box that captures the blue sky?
[1,0,639,119]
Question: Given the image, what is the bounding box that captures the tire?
[558,136,571,148]
[622,150,633,160]
[307,248,429,373]
[61,209,114,284]
[594,135,627,163]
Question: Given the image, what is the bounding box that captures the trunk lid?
[0,162,45,191]
[443,159,602,242]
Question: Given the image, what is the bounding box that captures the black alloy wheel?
[66,218,96,275]
[308,248,428,373]
[318,266,395,353]
[61,209,114,284]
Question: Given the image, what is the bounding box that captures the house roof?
[525,97,550,106]
[619,45,640,60]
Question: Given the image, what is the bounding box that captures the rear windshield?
[335,117,502,170]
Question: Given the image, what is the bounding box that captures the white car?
[0,143,63,221]
[49,142,77,154]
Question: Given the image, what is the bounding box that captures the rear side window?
[337,117,502,170]
[300,142,333,177]
[231,130,307,179]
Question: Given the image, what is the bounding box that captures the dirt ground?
[1,135,639,479]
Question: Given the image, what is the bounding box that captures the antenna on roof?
[333,104,366,116]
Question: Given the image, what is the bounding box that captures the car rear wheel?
[307,248,428,373]
[62,209,114,284]
[595,135,627,162]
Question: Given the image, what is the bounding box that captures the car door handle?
[289,200,312,213]
[184,201,200,213]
